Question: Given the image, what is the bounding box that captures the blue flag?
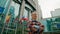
[0,7,4,13]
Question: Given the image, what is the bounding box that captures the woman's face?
[31,14,37,20]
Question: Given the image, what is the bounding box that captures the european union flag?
[0,7,4,14]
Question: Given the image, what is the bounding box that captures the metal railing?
[0,20,28,34]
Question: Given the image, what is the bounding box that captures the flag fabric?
[0,7,4,13]
[6,15,11,23]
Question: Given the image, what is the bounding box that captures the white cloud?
[38,0,60,18]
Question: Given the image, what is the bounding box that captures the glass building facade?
[0,0,36,34]
[46,17,60,32]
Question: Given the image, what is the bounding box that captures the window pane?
[23,9,28,18]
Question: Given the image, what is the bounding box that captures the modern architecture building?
[51,8,60,17]
[50,8,60,31]
[41,8,60,34]
[45,8,60,34]
[0,0,42,34]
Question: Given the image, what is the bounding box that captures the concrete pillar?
[20,0,25,19]
[19,0,25,34]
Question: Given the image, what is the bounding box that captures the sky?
[38,0,60,18]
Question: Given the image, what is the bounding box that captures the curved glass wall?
[0,0,21,34]
[23,3,34,20]
[0,0,36,34]
[23,9,28,18]
[46,17,60,32]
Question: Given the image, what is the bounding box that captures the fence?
[0,20,28,34]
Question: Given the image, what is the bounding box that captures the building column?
[19,0,25,34]
[20,0,25,19]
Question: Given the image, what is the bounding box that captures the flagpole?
[1,0,12,34]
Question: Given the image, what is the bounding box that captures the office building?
[0,0,42,34]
